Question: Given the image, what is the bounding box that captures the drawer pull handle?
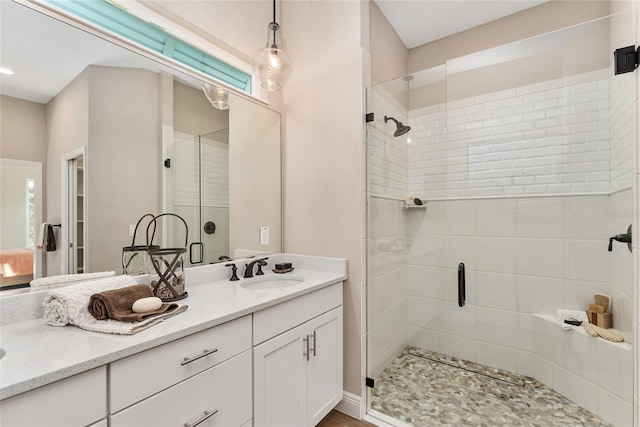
[303,334,310,361]
[181,348,219,366]
[184,408,218,427]
[311,331,317,357]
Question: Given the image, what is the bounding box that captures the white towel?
[43,275,187,335]
[31,271,116,288]
[36,223,48,250]
[557,309,589,330]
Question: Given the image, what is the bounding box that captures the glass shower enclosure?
[166,129,230,267]
[366,12,635,427]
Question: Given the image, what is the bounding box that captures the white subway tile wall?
[406,70,633,198]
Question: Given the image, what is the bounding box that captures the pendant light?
[251,0,290,91]
[202,83,229,110]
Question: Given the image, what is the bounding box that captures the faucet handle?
[255,258,269,276]
[225,263,239,281]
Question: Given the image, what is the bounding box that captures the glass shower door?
[366,11,636,427]
[166,129,230,267]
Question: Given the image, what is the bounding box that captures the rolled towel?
[89,285,179,323]
[43,298,70,326]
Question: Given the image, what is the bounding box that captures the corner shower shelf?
[403,202,427,210]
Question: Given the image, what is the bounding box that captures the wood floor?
[317,410,377,427]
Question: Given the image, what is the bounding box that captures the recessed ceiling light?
[0,68,14,75]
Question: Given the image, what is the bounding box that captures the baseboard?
[334,391,363,419]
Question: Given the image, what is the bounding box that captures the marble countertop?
[0,262,346,400]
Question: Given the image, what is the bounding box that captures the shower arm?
[384,116,400,126]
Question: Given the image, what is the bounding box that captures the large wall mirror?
[0,0,282,291]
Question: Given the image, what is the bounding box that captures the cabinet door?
[253,323,307,427]
[307,307,343,426]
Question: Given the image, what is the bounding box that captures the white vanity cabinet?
[109,315,252,427]
[0,272,346,427]
[253,283,343,427]
[0,366,106,427]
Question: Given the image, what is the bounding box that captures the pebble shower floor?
[370,347,610,426]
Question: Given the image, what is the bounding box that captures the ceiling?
[374,0,549,49]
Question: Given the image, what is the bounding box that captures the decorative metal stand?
[122,213,159,275]
[146,213,189,302]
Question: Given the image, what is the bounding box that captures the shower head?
[384,115,411,137]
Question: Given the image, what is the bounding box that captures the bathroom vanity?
[0,255,346,427]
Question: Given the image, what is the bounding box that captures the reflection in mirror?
[0,0,281,293]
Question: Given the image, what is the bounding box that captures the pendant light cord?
[273,0,276,24]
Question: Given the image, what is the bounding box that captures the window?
[46,0,252,93]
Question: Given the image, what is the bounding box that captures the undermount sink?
[241,275,304,290]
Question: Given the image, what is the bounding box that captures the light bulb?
[268,50,282,71]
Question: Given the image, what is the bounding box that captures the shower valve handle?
[608,225,632,252]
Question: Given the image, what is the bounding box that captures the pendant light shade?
[251,0,290,91]
[202,83,229,110]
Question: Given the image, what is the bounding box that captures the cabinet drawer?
[253,282,342,345]
[111,350,252,427]
[110,315,251,412]
[0,366,106,427]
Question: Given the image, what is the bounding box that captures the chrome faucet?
[243,257,269,278]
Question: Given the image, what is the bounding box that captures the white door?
[62,147,86,275]
[253,324,307,427]
[307,307,343,426]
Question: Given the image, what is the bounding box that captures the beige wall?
[370,2,407,84]
[86,66,160,273]
[281,0,367,399]
[0,95,47,164]
[45,69,90,276]
[408,0,610,73]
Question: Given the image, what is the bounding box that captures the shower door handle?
[458,263,465,308]
[189,242,204,264]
